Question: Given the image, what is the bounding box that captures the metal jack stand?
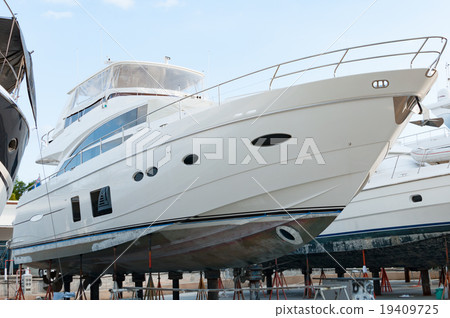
[381,268,392,292]
[76,255,87,300]
[196,272,207,300]
[156,273,164,300]
[270,260,287,300]
[44,261,53,300]
[15,265,24,300]
[233,269,245,300]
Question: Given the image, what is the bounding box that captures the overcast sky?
[2,0,450,182]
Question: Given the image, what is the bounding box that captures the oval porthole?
[411,194,422,203]
[275,226,303,245]
[251,133,292,147]
[183,154,199,165]
[8,138,18,152]
[146,167,158,177]
[133,171,144,182]
[30,214,43,222]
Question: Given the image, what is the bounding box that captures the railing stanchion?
[218,86,221,106]
[334,49,349,77]
[269,65,280,90]
[391,155,400,179]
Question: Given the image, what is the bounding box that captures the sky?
[2,0,450,183]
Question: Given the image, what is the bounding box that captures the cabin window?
[57,106,147,176]
[70,105,147,156]
[64,99,104,128]
[71,196,81,222]
[91,186,113,217]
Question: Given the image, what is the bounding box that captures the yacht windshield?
[67,63,203,111]
[111,64,203,91]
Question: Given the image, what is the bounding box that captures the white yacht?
[285,98,450,270]
[9,37,445,276]
[0,13,36,215]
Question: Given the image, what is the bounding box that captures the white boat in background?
[9,37,445,281]
[0,200,16,242]
[281,96,450,270]
[410,90,450,164]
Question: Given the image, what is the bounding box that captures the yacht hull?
[11,68,436,275]
[17,209,339,273]
[0,92,29,214]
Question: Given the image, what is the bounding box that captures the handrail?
[37,36,447,186]
[410,37,428,69]
[397,126,450,147]
[145,36,446,120]
[386,148,450,179]
[41,128,55,147]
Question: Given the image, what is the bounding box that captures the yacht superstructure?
[10,37,445,276]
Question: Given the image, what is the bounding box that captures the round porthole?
[146,167,158,177]
[275,226,303,245]
[8,138,18,152]
[411,194,422,203]
[251,133,292,147]
[133,171,144,182]
[183,154,199,165]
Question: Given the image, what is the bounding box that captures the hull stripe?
[318,220,450,239]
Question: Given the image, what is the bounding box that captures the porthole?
[133,171,144,182]
[146,167,158,177]
[411,194,422,203]
[183,154,199,165]
[251,133,292,147]
[30,214,43,222]
[8,138,18,152]
[275,226,303,245]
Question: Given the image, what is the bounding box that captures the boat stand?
[75,255,87,300]
[270,259,288,300]
[380,268,392,292]
[195,272,207,300]
[44,261,53,300]
[14,265,24,300]
[233,274,245,300]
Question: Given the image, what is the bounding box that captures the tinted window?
[65,154,81,172]
[101,138,123,153]
[64,99,103,129]
[82,146,100,163]
[91,186,113,217]
[71,196,81,222]
[71,105,147,156]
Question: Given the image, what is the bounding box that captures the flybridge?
[65,61,204,114]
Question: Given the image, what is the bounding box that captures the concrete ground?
[1,269,446,300]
